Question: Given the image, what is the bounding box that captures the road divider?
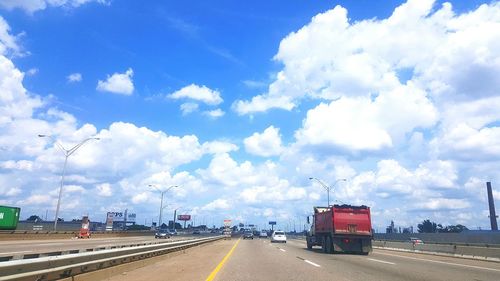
[373,240,500,262]
[0,236,223,281]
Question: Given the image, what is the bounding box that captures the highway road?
[0,235,193,259]
[101,236,500,281]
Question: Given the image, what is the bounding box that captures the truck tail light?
[343,238,350,243]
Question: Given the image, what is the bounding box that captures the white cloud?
[244,126,284,157]
[97,68,134,95]
[203,109,225,118]
[0,160,33,171]
[202,199,230,211]
[0,0,109,14]
[64,185,85,193]
[67,73,82,83]
[169,84,223,105]
[17,194,51,205]
[295,84,437,152]
[233,0,500,118]
[26,68,38,76]
[202,141,238,155]
[232,95,294,115]
[414,198,471,210]
[0,16,23,56]
[96,183,112,197]
[180,102,199,115]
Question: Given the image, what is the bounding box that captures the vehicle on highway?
[155,229,171,239]
[306,204,372,255]
[192,229,201,235]
[409,237,424,245]
[259,231,268,238]
[243,231,254,239]
[168,229,178,236]
[271,230,286,243]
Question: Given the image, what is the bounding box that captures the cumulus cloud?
[180,102,199,115]
[96,183,112,197]
[0,0,109,14]
[97,68,134,95]
[168,84,223,105]
[203,109,225,119]
[202,199,230,211]
[67,73,82,83]
[244,126,284,157]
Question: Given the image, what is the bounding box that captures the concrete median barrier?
[374,240,500,262]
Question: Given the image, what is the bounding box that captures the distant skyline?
[0,0,499,231]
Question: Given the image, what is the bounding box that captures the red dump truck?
[306,204,372,254]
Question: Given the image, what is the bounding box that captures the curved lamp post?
[309,177,346,207]
[38,134,100,231]
[149,184,179,228]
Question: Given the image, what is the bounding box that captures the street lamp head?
[308,177,314,180]
[38,134,48,137]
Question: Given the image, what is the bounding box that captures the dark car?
[243,231,254,239]
[155,229,170,239]
[192,229,201,235]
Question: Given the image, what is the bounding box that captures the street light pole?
[149,184,178,228]
[38,135,100,231]
[309,177,347,207]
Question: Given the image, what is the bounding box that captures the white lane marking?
[37,243,64,246]
[368,258,396,265]
[0,251,32,255]
[280,248,286,252]
[376,252,500,272]
[304,260,321,267]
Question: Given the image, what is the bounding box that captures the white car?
[259,231,268,238]
[271,230,287,243]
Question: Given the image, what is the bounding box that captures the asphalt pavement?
[96,236,500,281]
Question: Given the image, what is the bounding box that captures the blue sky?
[0,0,499,232]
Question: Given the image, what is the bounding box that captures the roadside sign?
[177,215,191,221]
[269,221,276,225]
[0,206,21,230]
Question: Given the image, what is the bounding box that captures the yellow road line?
[205,238,241,281]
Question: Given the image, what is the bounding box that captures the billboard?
[0,206,20,230]
[269,221,276,225]
[177,214,191,221]
[107,211,136,222]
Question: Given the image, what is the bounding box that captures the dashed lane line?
[304,259,321,267]
[280,248,286,252]
[296,256,321,268]
[367,258,396,265]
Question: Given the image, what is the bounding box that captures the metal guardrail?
[0,236,223,281]
[0,236,198,262]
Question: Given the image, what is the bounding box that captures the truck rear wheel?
[306,238,312,250]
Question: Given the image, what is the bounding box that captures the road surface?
[100,237,500,281]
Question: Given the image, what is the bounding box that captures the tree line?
[417,219,468,233]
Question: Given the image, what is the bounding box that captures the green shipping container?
[0,205,21,230]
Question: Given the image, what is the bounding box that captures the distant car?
[155,229,170,239]
[271,231,286,243]
[409,237,424,245]
[168,229,178,236]
[192,230,201,235]
[243,231,254,239]
[259,231,268,238]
